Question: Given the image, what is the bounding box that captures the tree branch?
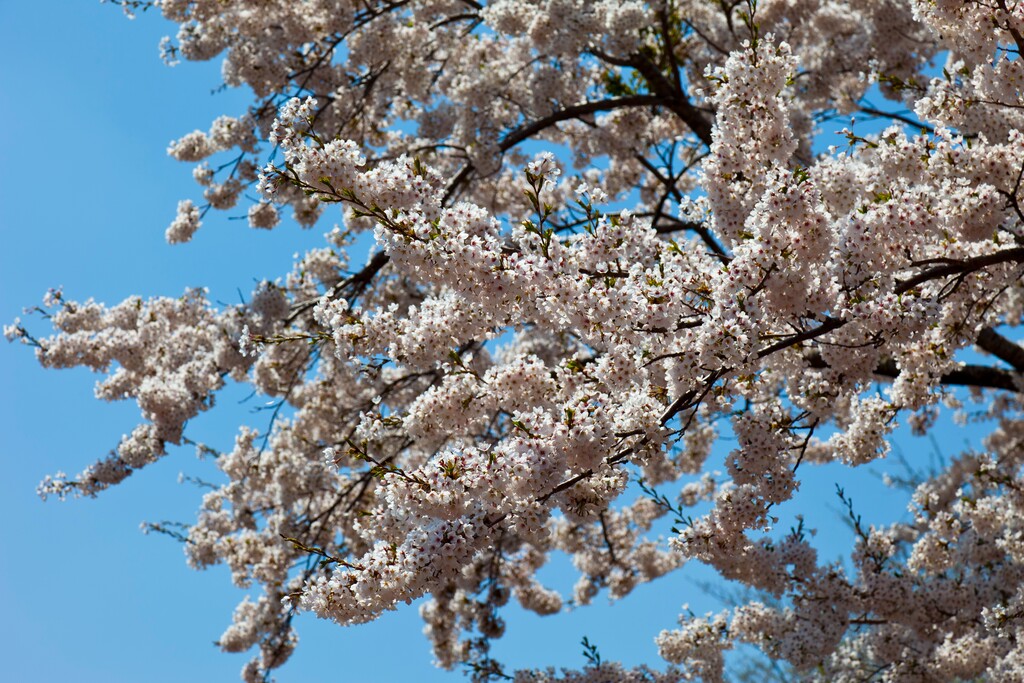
[589,49,715,146]
[895,248,1024,295]
[499,95,670,151]
[443,95,676,203]
[804,352,1023,393]
[285,250,390,323]
[976,327,1024,372]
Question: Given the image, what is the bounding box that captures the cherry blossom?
[13,0,1024,680]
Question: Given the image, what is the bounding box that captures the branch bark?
[285,250,390,324]
[976,327,1024,372]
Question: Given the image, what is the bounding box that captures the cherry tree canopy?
[9,0,1024,680]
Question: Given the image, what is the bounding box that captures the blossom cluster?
[13,0,1024,680]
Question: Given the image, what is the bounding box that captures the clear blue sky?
[0,3,975,682]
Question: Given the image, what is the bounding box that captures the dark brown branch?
[804,352,1023,393]
[658,4,684,93]
[598,511,620,566]
[589,49,715,146]
[757,317,846,359]
[633,155,730,261]
[535,439,643,506]
[895,248,1024,295]
[857,105,935,134]
[499,95,669,151]
[659,368,728,427]
[875,358,1022,392]
[976,327,1024,371]
[996,0,1024,55]
[442,95,671,202]
[285,250,390,323]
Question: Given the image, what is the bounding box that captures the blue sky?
[0,3,985,683]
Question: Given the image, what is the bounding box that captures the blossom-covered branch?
[13,0,1024,681]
